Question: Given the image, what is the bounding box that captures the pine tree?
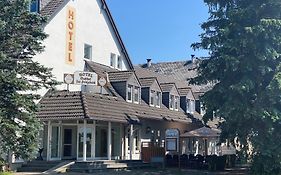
[192,0,281,174]
[0,0,57,161]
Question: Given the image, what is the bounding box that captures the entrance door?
[78,127,93,159]
[63,129,72,158]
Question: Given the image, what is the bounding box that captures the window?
[156,92,161,107]
[170,95,175,109]
[175,96,179,110]
[117,56,122,70]
[186,99,191,113]
[134,87,140,103]
[84,44,92,59]
[30,0,39,12]
[190,100,195,113]
[150,90,155,106]
[110,53,116,68]
[127,85,133,101]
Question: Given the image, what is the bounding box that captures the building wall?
[34,0,131,95]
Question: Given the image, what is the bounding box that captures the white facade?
[34,0,131,95]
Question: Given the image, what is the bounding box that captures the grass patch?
[0,172,13,175]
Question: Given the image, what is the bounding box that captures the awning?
[181,127,221,138]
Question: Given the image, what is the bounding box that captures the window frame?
[134,86,140,104]
[110,53,116,68]
[150,90,155,106]
[117,56,122,70]
[155,91,161,108]
[127,85,133,102]
[84,44,92,60]
[186,99,191,113]
[170,95,175,109]
[175,96,179,111]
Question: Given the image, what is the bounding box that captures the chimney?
[191,54,196,63]
[147,58,152,68]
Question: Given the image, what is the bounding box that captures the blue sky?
[106,0,210,65]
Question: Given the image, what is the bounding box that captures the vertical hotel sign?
[65,6,76,65]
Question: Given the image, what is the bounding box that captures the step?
[67,160,151,173]
[17,161,62,172]
[17,167,50,172]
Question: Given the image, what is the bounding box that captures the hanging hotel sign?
[97,75,109,87]
[65,6,76,65]
[74,71,97,85]
[63,73,74,84]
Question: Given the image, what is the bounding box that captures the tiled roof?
[178,87,192,96]
[108,71,135,82]
[38,91,86,120]
[160,83,176,93]
[40,0,66,18]
[138,77,157,87]
[85,60,116,77]
[137,60,213,93]
[38,90,192,124]
[181,127,221,137]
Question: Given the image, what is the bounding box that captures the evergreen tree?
[192,0,281,174]
[0,0,56,160]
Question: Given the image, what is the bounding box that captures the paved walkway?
[13,167,249,175]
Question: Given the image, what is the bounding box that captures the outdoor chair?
[172,154,179,167]
[196,154,204,169]
[188,154,197,169]
[180,154,188,168]
[165,154,173,167]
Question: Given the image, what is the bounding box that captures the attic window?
[84,44,92,59]
[175,96,179,111]
[117,56,122,70]
[170,95,175,109]
[110,53,116,68]
[127,85,133,102]
[186,99,191,113]
[134,87,140,103]
[150,90,155,106]
[156,91,161,107]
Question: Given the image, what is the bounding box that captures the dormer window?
[149,91,161,108]
[127,85,133,102]
[170,95,175,109]
[175,96,179,111]
[150,90,155,106]
[186,99,191,113]
[134,87,140,103]
[127,84,140,103]
[156,92,161,107]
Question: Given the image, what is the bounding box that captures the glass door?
[78,126,93,159]
[50,125,61,160]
